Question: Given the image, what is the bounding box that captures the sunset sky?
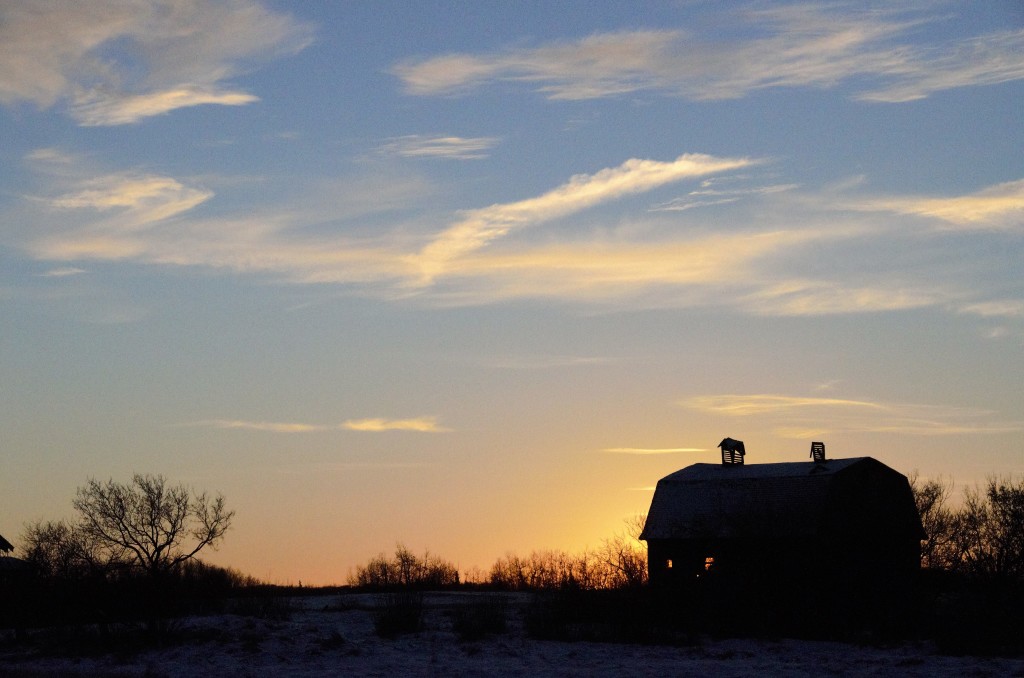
[2,1,1022,585]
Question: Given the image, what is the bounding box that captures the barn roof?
[640,457,922,542]
[0,534,12,553]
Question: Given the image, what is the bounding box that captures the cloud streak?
[959,300,1024,318]
[650,183,798,212]
[683,394,1023,436]
[685,394,884,416]
[393,8,1024,103]
[378,135,500,160]
[32,172,214,260]
[413,153,756,283]
[603,447,706,455]
[201,420,330,434]
[849,179,1024,230]
[342,417,451,433]
[192,417,450,434]
[738,279,951,316]
[424,229,829,307]
[16,151,1019,319]
[0,0,313,125]
[72,87,259,127]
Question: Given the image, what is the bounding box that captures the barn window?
[666,559,673,569]
[704,556,715,571]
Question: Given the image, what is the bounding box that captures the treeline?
[911,474,1024,581]
[488,539,646,591]
[348,518,648,591]
[909,474,1024,655]
[348,544,460,589]
[2,474,244,637]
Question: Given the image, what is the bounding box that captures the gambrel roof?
[640,457,924,542]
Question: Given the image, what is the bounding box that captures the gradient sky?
[1,1,1022,585]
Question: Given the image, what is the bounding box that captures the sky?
[1,0,1022,585]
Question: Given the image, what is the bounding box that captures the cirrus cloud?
[72,87,259,127]
[342,417,451,433]
[412,153,757,284]
[848,179,1024,230]
[190,416,451,434]
[377,135,500,160]
[603,447,706,455]
[0,0,313,125]
[683,394,1023,437]
[393,7,1024,103]
[15,149,1020,320]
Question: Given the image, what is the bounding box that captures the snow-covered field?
[2,592,1021,677]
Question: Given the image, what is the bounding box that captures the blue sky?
[1,1,1022,584]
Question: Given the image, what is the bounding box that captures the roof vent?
[810,441,826,463]
[719,437,745,465]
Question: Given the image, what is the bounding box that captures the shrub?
[349,545,459,589]
[451,596,508,641]
[226,592,295,621]
[372,592,423,637]
[488,516,647,591]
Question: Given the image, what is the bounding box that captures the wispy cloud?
[738,279,951,316]
[393,8,1024,103]
[685,394,885,416]
[31,172,213,260]
[72,87,259,127]
[200,419,330,434]
[378,135,499,160]
[959,300,1024,318]
[0,0,313,125]
[849,179,1024,230]
[683,394,1023,436]
[423,229,827,306]
[603,447,706,455]
[36,267,87,278]
[191,416,450,434]
[855,29,1024,103]
[394,30,682,99]
[342,417,450,433]
[413,153,757,283]
[650,183,798,212]
[49,174,211,217]
[16,151,1014,319]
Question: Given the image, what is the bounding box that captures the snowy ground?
[1,592,1021,677]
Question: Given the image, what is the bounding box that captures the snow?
[2,592,1021,677]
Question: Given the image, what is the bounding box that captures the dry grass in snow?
[1,592,1021,677]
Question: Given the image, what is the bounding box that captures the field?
[1,592,1022,677]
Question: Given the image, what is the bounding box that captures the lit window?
[666,559,673,569]
[704,556,715,571]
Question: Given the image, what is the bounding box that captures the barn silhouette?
[640,444,924,607]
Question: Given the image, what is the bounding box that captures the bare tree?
[596,514,648,588]
[21,519,108,579]
[349,544,460,588]
[908,472,957,570]
[488,516,649,591]
[953,476,1024,581]
[72,474,234,580]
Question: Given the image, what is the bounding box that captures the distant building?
[641,456,925,590]
[0,531,30,581]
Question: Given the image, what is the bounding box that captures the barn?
[640,454,925,592]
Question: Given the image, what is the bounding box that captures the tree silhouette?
[908,472,957,570]
[954,476,1024,581]
[72,474,234,580]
